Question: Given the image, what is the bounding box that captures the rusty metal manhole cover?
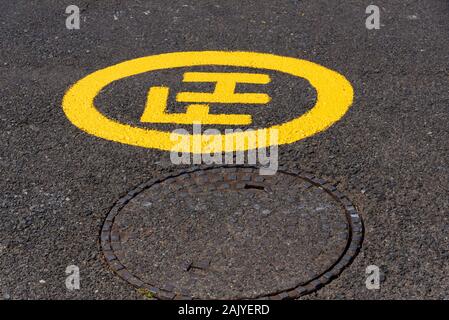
[101,166,363,300]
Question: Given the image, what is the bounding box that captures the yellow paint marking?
[183,71,271,84]
[140,86,169,122]
[140,86,252,125]
[176,72,271,104]
[62,51,354,153]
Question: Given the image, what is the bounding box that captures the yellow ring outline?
[62,51,354,153]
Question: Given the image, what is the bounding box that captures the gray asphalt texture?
[0,0,448,299]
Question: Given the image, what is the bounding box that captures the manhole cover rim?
[100,165,364,300]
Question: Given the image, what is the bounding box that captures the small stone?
[192,259,211,270]
[180,261,192,271]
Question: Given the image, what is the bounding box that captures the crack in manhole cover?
[101,166,363,300]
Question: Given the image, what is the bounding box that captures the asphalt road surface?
[1,0,448,299]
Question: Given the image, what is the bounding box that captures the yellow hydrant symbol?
[140,72,271,125]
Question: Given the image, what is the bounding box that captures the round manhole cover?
[101,166,363,300]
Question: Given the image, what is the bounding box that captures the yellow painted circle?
[62,51,354,153]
